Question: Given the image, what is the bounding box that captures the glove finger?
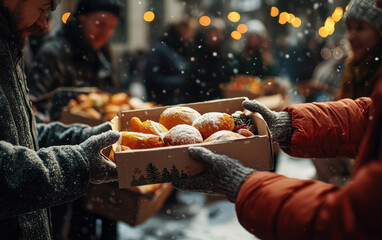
[242,100,274,122]
[91,131,121,151]
[188,147,219,166]
[92,122,112,135]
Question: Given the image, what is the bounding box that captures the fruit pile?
[67,92,157,121]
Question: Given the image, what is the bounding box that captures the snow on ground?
[117,153,316,240]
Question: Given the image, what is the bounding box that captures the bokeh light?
[332,7,343,22]
[318,26,329,38]
[199,16,211,26]
[278,12,289,24]
[237,24,248,34]
[231,31,242,40]
[228,12,241,22]
[292,17,301,28]
[288,13,295,23]
[62,12,71,24]
[325,17,335,29]
[270,7,279,17]
[143,11,155,22]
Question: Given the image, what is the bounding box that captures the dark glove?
[242,99,293,147]
[172,147,255,203]
[80,122,112,143]
[80,130,120,184]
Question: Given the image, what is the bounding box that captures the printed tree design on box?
[171,165,180,180]
[146,163,161,183]
[138,175,147,185]
[130,163,190,186]
[161,168,172,182]
[131,176,139,186]
[180,170,188,179]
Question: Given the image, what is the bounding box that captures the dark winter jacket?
[144,29,195,105]
[28,18,119,118]
[236,77,382,238]
[0,11,95,240]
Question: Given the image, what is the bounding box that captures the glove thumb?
[242,100,274,123]
[82,130,121,152]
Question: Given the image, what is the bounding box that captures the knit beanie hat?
[75,0,122,18]
[344,0,382,34]
[51,0,61,11]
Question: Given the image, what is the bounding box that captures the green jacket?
[0,10,94,240]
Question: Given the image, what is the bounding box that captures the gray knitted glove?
[242,99,293,148]
[80,122,112,143]
[80,130,120,184]
[172,147,255,203]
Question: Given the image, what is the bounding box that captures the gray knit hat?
[51,0,61,11]
[345,0,382,34]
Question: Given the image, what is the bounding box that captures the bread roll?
[204,130,245,143]
[121,132,164,149]
[163,124,203,146]
[192,112,235,139]
[159,106,201,129]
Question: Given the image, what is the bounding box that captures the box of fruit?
[109,97,274,188]
[60,92,157,126]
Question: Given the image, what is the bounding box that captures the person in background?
[0,0,120,239]
[27,1,124,239]
[28,0,122,121]
[231,19,278,78]
[172,0,382,239]
[144,17,198,105]
[311,1,382,186]
[191,18,231,101]
[24,12,54,77]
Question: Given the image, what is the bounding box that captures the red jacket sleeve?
[236,158,382,239]
[282,98,373,158]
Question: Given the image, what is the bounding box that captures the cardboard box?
[222,87,262,100]
[112,97,274,188]
[83,181,173,226]
[61,110,173,226]
[60,108,104,126]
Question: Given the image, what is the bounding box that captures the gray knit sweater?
[0,11,93,240]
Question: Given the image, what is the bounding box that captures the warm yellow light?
[237,24,248,33]
[332,12,341,22]
[346,5,349,11]
[288,13,295,23]
[325,17,335,28]
[62,12,71,24]
[231,31,242,40]
[143,11,155,22]
[334,6,343,15]
[328,26,335,35]
[319,26,329,38]
[199,16,211,26]
[228,12,241,22]
[332,7,343,22]
[270,7,279,17]
[292,17,302,28]
[279,12,290,24]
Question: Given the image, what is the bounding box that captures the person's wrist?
[272,112,292,147]
[218,166,255,203]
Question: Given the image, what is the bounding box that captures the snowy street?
[117,152,316,240]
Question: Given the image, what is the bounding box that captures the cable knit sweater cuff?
[273,112,293,148]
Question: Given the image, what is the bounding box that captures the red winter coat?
[236,74,382,239]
